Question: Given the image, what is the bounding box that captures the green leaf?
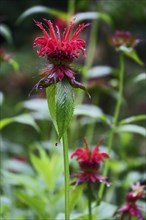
[16,192,47,219]
[47,79,74,140]
[0,114,40,131]
[120,115,146,125]
[0,24,13,45]
[74,104,103,118]
[118,46,144,65]
[8,58,19,71]
[0,92,4,106]
[46,84,58,131]
[30,148,63,192]
[74,104,111,125]
[23,98,50,120]
[56,80,74,139]
[133,73,146,83]
[87,66,112,79]
[16,6,67,24]
[69,184,85,212]
[73,12,112,25]
[117,124,146,137]
[94,201,117,220]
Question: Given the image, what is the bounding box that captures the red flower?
[115,182,146,220]
[71,138,110,185]
[31,18,89,93]
[111,31,140,48]
[0,48,12,63]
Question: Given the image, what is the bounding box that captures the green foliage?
[0,0,146,219]
[69,184,85,212]
[30,147,63,192]
[0,24,13,45]
[0,114,40,131]
[118,46,144,65]
[74,12,112,25]
[16,5,67,24]
[47,79,74,140]
[117,124,146,137]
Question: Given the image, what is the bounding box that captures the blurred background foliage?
[0,0,146,219]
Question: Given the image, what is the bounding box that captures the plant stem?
[88,182,92,220]
[68,0,75,20]
[97,52,124,203]
[62,131,70,220]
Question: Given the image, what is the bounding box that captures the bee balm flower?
[114,182,146,220]
[111,31,140,48]
[71,139,110,185]
[32,18,89,92]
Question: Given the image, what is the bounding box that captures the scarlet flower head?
[31,18,89,93]
[114,182,146,220]
[71,138,110,185]
[111,31,140,48]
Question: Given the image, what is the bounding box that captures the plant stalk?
[97,52,124,203]
[88,182,92,220]
[62,131,70,220]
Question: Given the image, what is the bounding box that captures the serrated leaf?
[118,46,144,65]
[0,114,39,131]
[47,79,74,140]
[0,24,13,44]
[73,12,112,25]
[56,80,74,139]
[16,6,67,24]
[69,184,85,212]
[117,124,146,137]
[120,115,146,125]
[46,84,58,131]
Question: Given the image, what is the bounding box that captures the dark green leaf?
[47,79,74,140]
[46,84,58,131]
[56,80,74,139]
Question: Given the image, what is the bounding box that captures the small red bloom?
[32,18,89,93]
[0,47,12,63]
[111,31,140,48]
[115,182,146,220]
[71,138,110,185]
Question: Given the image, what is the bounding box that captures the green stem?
[68,0,75,21]
[88,182,92,220]
[97,52,124,204]
[85,19,99,72]
[62,131,70,220]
